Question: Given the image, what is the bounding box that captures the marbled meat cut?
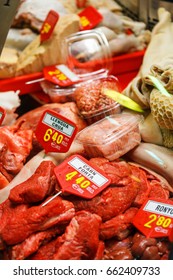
[9,160,57,204]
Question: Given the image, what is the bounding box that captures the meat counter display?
[0,1,173,261]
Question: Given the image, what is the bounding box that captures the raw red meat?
[100,207,138,240]
[74,77,121,124]
[0,125,33,175]
[9,227,63,260]
[9,160,57,204]
[103,237,133,260]
[32,210,102,260]
[0,196,75,245]
[131,232,171,260]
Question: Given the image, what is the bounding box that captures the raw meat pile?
[0,157,172,260]
[0,78,173,260]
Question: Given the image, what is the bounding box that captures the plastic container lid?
[63,29,112,79]
[75,113,142,161]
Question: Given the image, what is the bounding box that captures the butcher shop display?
[0,1,173,261]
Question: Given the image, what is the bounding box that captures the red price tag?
[133,198,173,240]
[54,155,111,199]
[40,10,59,42]
[0,107,6,125]
[43,64,80,87]
[78,6,103,31]
[35,110,78,153]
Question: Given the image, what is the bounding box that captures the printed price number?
[41,22,51,35]
[48,69,67,81]
[43,128,63,145]
[144,214,172,229]
[66,171,91,189]
[106,266,160,276]
[80,16,90,27]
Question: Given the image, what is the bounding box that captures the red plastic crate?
[0,50,144,94]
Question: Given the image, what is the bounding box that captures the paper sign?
[40,10,59,42]
[35,110,78,153]
[78,6,103,31]
[54,154,111,199]
[133,198,173,240]
[43,64,80,86]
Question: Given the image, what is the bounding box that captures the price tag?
[43,64,80,87]
[40,10,59,43]
[78,6,103,31]
[0,107,6,125]
[133,199,173,240]
[54,155,111,199]
[35,110,78,153]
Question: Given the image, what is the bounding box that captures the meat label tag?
[40,10,59,43]
[35,110,78,153]
[43,64,80,86]
[54,154,111,199]
[78,6,103,31]
[133,198,173,240]
[0,107,6,125]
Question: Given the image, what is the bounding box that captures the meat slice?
[0,125,33,175]
[10,227,64,260]
[32,210,102,260]
[9,160,57,204]
[0,197,75,245]
[100,207,138,240]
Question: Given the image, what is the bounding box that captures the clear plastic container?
[40,80,76,103]
[73,75,121,124]
[76,113,142,161]
[40,29,115,103]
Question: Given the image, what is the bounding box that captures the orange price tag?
[40,10,59,42]
[133,198,173,240]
